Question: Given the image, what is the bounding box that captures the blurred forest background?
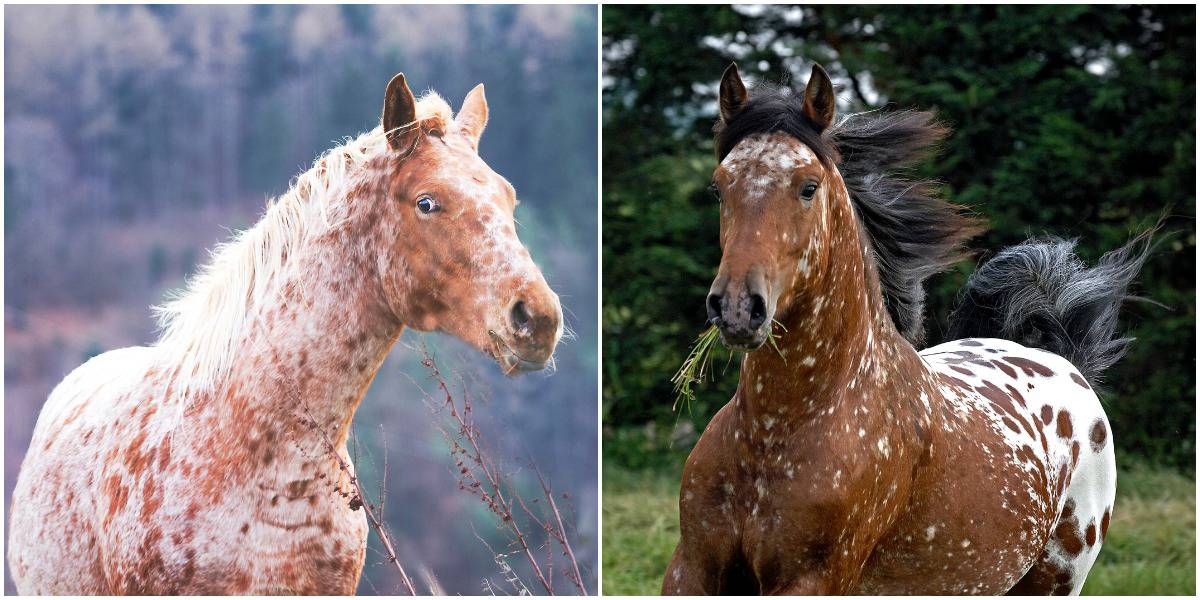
[602,5,1194,595]
[5,5,597,595]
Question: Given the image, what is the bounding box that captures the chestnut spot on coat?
[1055,518,1084,555]
[1040,405,1053,426]
[1056,410,1073,439]
[993,360,1018,379]
[1070,373,1090,389]
[1089,419,1107,452]
[1003,356,1055,377]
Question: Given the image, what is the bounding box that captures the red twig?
[417,346,588,596]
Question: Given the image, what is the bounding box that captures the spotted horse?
[663,62,1154,595]
[8,73,564,594]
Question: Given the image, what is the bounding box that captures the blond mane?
[152,92,453,395]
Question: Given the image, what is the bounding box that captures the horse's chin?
[487,330,551,377]
[717,328,768,352]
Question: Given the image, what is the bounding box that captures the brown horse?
[8,73,563,594]
[664,63,1151,595]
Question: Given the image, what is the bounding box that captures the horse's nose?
[504,291,561,368]
[509,299,533,334]
[706,292,723,325]
[707,273,770,349]
[747,292,767,331]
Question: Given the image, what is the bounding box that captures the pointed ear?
[718,62,748,122]
[802,64,836,131]
[382,73,419,152]
[455,83,488,150]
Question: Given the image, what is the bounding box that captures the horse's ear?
[455,83,488,151]
[719,62,748,122]
[383,73,419,152]
[802,64,836,131]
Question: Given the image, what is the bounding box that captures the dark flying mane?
[715,84,985,347]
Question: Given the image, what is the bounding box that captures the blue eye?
[416,196,439,214]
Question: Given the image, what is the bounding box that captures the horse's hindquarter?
[9,346,369,595]
[8,346,156,593]
[859,338,1116,594]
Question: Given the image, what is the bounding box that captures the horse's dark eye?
[708,184,721,201]
[416,195,439,214]
[800,182,819,200]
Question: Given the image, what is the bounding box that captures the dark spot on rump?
[1100,508,1111,540]
[1005,383,1026,406]
[1056,518,1084,555]
[950,365,973,377]
[993,360,1018,378]
[1062,498,1076,519]
[1003,356,1055,377]
[240,523,249,534]
[960,340,984,346]
[1085,520,1097,546]
[1089,419,1107,452]
[1056,410,1073,439]
[1040,405,1053,426]
[940,373,971,389]
[1002,417,1021,434]
[1071,441,1080,466]
[1070,373,1090,389]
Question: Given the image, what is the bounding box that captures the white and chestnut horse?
[9,73,563,594]
[664,63,1150,595]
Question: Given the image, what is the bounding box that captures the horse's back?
[9,345,158,594]
[921,337,1116,594]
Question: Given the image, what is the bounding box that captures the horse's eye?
[800,182,819,200]
[416,195,439,214]
[708,184,720,201]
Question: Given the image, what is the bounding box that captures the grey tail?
[946,228,1158,387]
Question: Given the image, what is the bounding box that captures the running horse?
[9,73,563,594]
[664,63,1152,595]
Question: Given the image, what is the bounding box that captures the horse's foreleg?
[661,545,718,595]
[769,571,852,596]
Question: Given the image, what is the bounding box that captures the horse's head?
[374,73,562,374]
[706,63,840,351]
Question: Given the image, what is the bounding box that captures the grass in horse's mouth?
[670,325,722,413]
[671,320,788,413]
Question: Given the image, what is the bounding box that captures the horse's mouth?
[488,330,550,376]
[713,321,769,352]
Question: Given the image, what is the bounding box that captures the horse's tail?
[946,227,1158,387]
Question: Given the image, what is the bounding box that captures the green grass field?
[602,457,1195,595]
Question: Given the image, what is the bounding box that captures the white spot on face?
[925,525,937,541]
[720,133,818,202]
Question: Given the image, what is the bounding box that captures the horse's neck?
[738,187,925,430]
[193,224,402,469]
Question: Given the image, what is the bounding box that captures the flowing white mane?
[152,92,453,395]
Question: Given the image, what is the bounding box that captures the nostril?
[510,300,532,331]
[706,293,723,324]
[749,294,767,329]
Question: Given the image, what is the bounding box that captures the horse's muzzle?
[707,273,771,351]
